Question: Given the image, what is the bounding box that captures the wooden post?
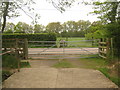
[15,49,20,72]
[24,38,28,59]
[15,39,20,72]
[111,38,114,60]
[98,39,100,56]
[106,38,110,60]
[99,38,102,57]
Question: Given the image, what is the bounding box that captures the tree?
[85,0,120,59]
[1,2,9,32]
[34,24,45,33]
[0,0,39,32]
[77,20,91,34]
[46,22,62,34]
[89,1,120,24]
[14,22,33,33]
[1,0,75,32]
[61,20,91,37]
[61,21,77,37]
[4,22,15,33]
[47,0,75,13]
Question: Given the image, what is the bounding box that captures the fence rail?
[98,38,111,59]
[1,49,20,72]
[2,38,28,59]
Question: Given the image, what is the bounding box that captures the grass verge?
[98,68,120,87]
[53,60,74,68]
[20,61,31,68]
[2,71,12,82]
[77,57,107,69]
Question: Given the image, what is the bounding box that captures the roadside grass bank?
[52,56,119,87]
[99,68,120,87]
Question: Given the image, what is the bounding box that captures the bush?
[2,33,56,41]
[2,54,18,69]
[2,33,57,47]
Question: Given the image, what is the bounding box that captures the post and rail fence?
[2,38,28,72]
[1,48,20,72]
[2,38,28,59]
[98,38,113,60]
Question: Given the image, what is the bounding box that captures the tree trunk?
[2,2,9,33]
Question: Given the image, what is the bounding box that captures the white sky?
[8,0,100,26]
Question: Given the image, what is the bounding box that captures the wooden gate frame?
[2,38,28,59]
[98,38,113,60]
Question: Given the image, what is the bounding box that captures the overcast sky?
[8,0,100,26]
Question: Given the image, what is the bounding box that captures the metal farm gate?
[28,39,99,60]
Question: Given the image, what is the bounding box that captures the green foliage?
[2,33,56,41]
[53,60,74,68]
[4,22,15,33]
[90,1,119,24]
[105,22,120,57]
[77,57,107,69]
[46,22,62,34]
[2,54,31,69]
[57,37,95,47]
[34,24,45,33]
[61,20,91,37]
[105,22,120,37]
[2,61,30,82]
[20,61,31,68]
[85,21,108,39]
[99,68,120,87]
[14,22,33,33]
[85,33,93,40]
[2,33,56,47]
[2,70,12,82]
[2,54,18,69]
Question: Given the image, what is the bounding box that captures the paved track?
[3,60,118,88]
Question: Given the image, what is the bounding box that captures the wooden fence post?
[98,38,101,56]
[106,38,110,60]
[15,49,20,72]
[24,38,28,59]
[15,39,20,72]
[111,38,114,60]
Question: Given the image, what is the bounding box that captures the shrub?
[2,54,18,69]
[2,33,57,47]
[2,33,56,41]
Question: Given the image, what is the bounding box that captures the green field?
[57,37,98,48]
[28,37,98,48]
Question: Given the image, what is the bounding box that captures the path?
[3,60,118,88]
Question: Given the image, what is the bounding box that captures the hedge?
[2,33,57,47]
[2,33,56,41]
